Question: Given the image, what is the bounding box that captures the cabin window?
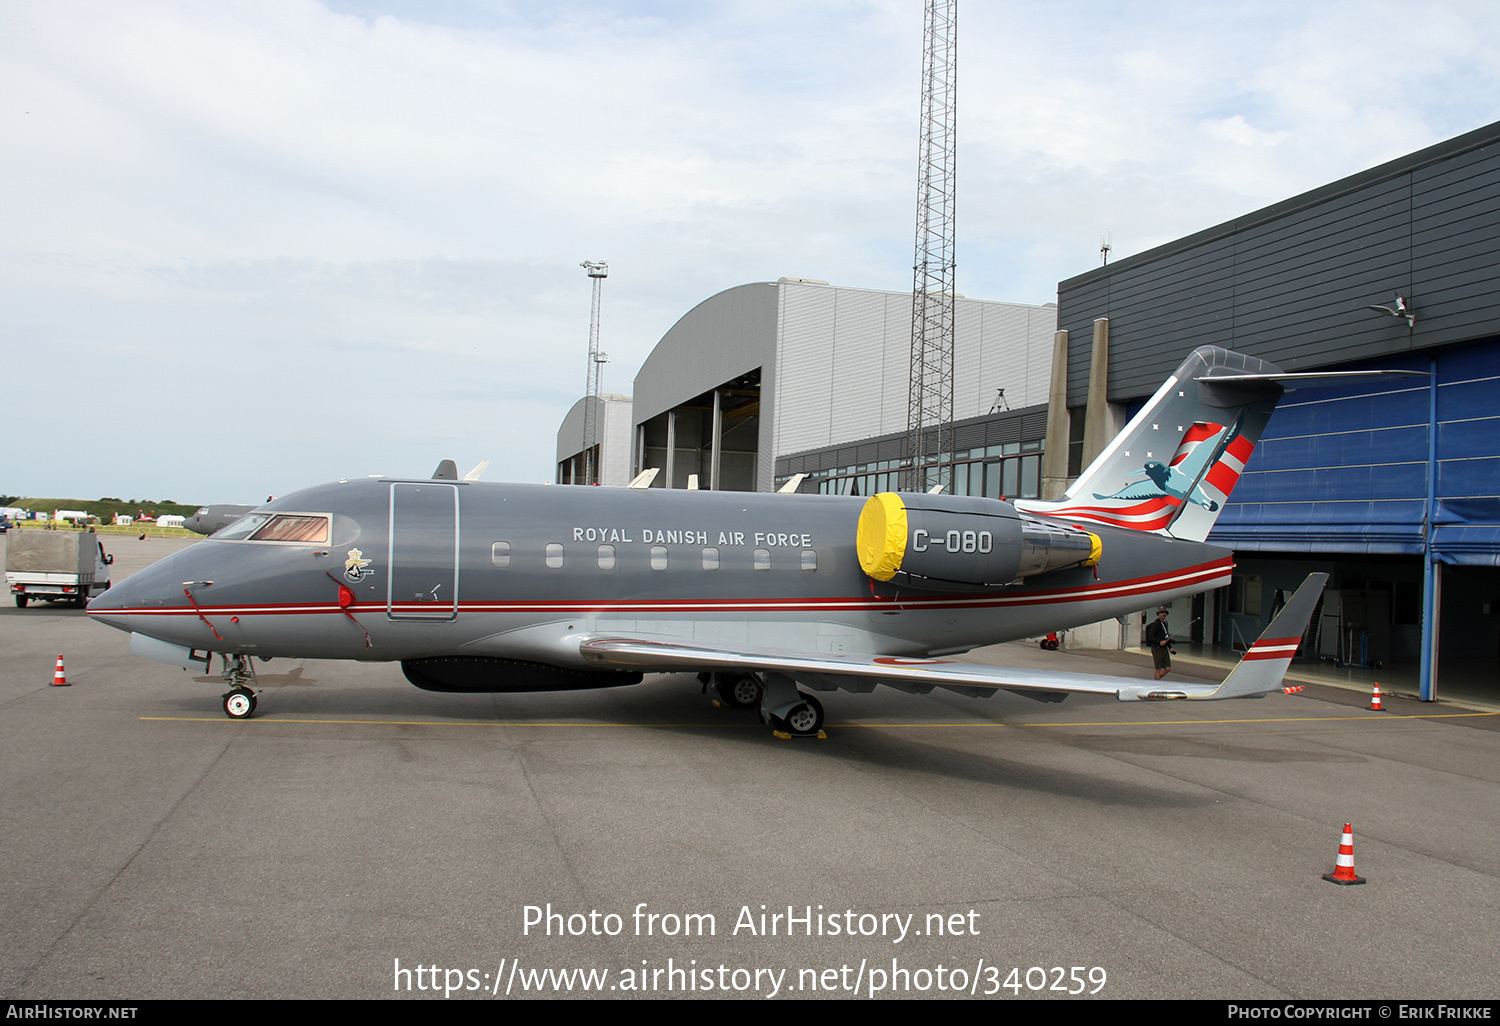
[702,547,719,571]
[801,549,817,572]
[597,545,616,570]
[753,548,771,571]
[650,546,668,570]
[545,543,564,568]
[491,542,511,568]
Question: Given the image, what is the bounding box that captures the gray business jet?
[183,504,260,536]
[89,346,1328,733]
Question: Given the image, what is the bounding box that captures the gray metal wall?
[1058,121,1500,403]
[555,394,634,487]
[773,282,1056,458]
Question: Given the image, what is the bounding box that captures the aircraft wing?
[580,573,1329,703]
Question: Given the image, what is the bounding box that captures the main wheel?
[779,694,825,736]
[223,687,257,719]
[14,595,26,608]
[715,673,762,709]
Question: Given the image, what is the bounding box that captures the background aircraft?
[90,346,1326,733]
[183,504,260,536]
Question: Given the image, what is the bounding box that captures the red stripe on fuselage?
[88,558,1234,619]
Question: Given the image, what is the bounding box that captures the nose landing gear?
[223,687,257,719]
[219,654,259,719]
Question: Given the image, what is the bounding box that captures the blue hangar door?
[387,482,459,621]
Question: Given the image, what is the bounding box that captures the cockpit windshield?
[215,513,329,544]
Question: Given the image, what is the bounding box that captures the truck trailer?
[7,531,113,608]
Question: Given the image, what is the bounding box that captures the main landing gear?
[219,653,259,720]
[701,670,826,736]
[758,672,826,738]
[709,672,763,709]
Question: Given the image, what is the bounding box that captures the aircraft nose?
[87,555,181,622]
[87,579,130,613]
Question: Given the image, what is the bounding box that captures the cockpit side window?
[217,513,329,544]
[215,513,271,540]
[250,515,330,543]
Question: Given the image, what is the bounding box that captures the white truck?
[7,531,113,608]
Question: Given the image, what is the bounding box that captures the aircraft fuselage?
[89,478,1231,671]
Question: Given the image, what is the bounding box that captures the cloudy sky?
[6,0,1499,503]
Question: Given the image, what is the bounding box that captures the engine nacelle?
[856,492,1100,591]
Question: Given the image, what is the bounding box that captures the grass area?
[9,522,198,539]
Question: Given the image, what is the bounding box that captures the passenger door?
[387,483,459,621]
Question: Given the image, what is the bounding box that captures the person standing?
[1146,608,1172,680]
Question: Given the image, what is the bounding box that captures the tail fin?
[1116,572,1328,702]
[1017,345,1285,542]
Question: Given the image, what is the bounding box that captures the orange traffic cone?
[51,655,69,687]
[1322,823,1366,885]
[1369,685,1384,711]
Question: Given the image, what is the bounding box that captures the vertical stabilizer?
[1017,346,1284,542]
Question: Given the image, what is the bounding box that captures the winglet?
[1118,573,1328,701]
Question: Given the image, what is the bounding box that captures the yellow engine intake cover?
[857,492,908,581]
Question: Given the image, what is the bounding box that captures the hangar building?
[626,277,1057,496]
[556,393,634,487]
[1056,120,1500,700]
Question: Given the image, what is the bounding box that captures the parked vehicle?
[6,530,113,608]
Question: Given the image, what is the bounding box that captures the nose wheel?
[218,653,260,719]
[223,686,257,719]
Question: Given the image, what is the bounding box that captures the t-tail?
[1017,345,1285,542]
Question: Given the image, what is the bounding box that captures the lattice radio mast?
[580,259,608,485]
[903,0,958,493]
